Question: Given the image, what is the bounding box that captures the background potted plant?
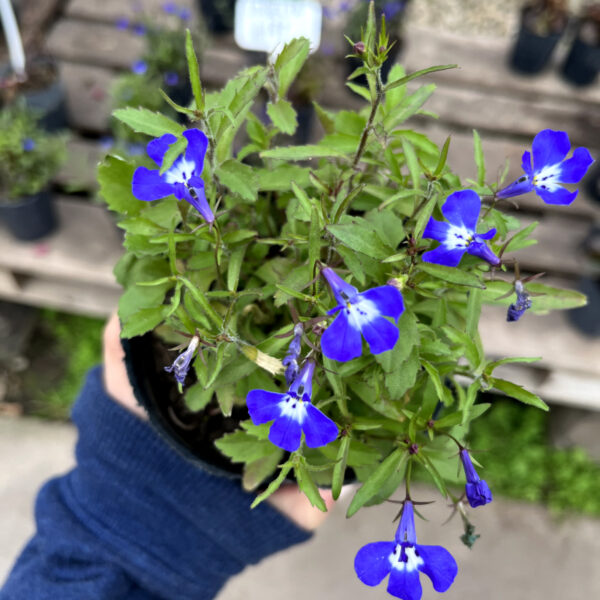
[561,3,600,85]
[0,102,67,240]
[0,0,68,131]
[509,0,569,74]
[197,0,236,34]
[98,5,591,596]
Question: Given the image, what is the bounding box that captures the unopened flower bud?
[354,41,365,54]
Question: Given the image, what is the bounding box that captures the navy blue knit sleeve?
[0,366,311,600]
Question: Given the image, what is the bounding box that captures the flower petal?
[535,186,578,205]
[422,217,450,243]
[387,565,423,600]
[416,544,458,593]
[322,267,359,304]
[521,150,534,177]
[303,403,338,448]
[466,480,493,507]
[354,541,395,586]
[361,316,400,355]
[532,129,570,172]
[246,390,285,424]
[422,245,465,267]
[496,174,534,199]
[132,167,174,201]
[476,227,496,240]
[183,129,209,173]
[396,501,418,545]
[184,181,215,223]
[466,241,500,266]
[268,414,303,452]
[360,286,404,321]
[321,312,363,362]
[146,133,178,166]
[441,190,481,230]
[557,147,594,184]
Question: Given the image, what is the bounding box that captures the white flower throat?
[165,157,196,185]
[278,392,307,424]
[345,298,380,329]
[533,163,562,191]
[445,223,474,249]
[389,544,424,572]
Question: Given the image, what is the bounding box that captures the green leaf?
[401,139,420,189]
[347,448,407,517]
[384,64,457,92]
[473,129,485,187]
[313,101,335,134]
[227,246,246,292]
[327,219,393,260]
[257,165,311,191]
[295,462,327,511]
[419,262,485,289]
[466,288,483,338]
[376,310,418,373]
[251,462,293,508]
[385,347,420,400]
[422,361,453,405]
[113,107,184,137]
[185,29,203,112]
[184,382,213,411]
[434,136,451,177]
[331,435,351,500]
[120,306,165,338]
[216,160,258,201]
[160,136,186,175]
[266,99,298,135]
[98,156,142,216]
[485,356,541,376]
[413,193,439,241]
[260,145,348,161]
[242,450,284,491]
[215,430,278,463]
[274,37,310,98]
[489,378,549,411]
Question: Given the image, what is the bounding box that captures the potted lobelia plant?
[509,0,569,74]
[0,102,67,240]
[561,3,600,85]
[98,4,592,598]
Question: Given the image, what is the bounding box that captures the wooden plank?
[0,276,120,318]
[56,137,104,191]
[480,303,600,410]
[403,27,600,108]
[0,197,122,289]
[46,20,145,70]
[66,0,195,23]
[58,61,113,133]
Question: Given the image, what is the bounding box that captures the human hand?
[102,312,334,530]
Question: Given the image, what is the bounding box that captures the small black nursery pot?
[197,0,236,34]
[0,190,57,241]
[561,7,600,86]
[509,2,568,74]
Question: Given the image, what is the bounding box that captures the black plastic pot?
[0,58,68,132]
[585,162,600,203]
[197,0,236,34]
[0,190,57,241]
[122,333,356,485]
[562,36,600,86]
[509,11,565,74]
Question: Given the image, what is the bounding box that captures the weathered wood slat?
[56,138,104,191]
[0,197,122,289]
[66,0,194,23]
[403,27,600,108]
[58,62,113,133]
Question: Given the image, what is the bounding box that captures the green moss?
[25,310,103,420]
[468,399,600,517]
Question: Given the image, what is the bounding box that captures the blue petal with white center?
[321,268,404,362]
[354,501,458,600]
[246,361,338,453]
[422,190,500,268]
[460,449,493,508]
[132,129,214,224]
[497,129,594,205]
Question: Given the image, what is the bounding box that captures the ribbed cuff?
[61,366,311,599]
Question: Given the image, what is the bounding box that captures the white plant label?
[234,0,322,57]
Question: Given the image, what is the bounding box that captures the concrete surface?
[1,416,599,599]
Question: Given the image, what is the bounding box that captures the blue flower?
[321,268,404,362]
[132,129,215,224]
[246,361,338,452]
[497,129,594,205]
[383,1,405,20]
[164,71,179,86]
[132,23,146,36]
[115,17,130,30]
[165,336,199,386]
[179,8,191,20]
[507,280,532,322]
[355,501,458,600]
[422,190,500,268]
[282,323,303,386]
[131,60,148,75]
[460,449,493,508]
[162,1,178,13]
[22,138,35,152]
